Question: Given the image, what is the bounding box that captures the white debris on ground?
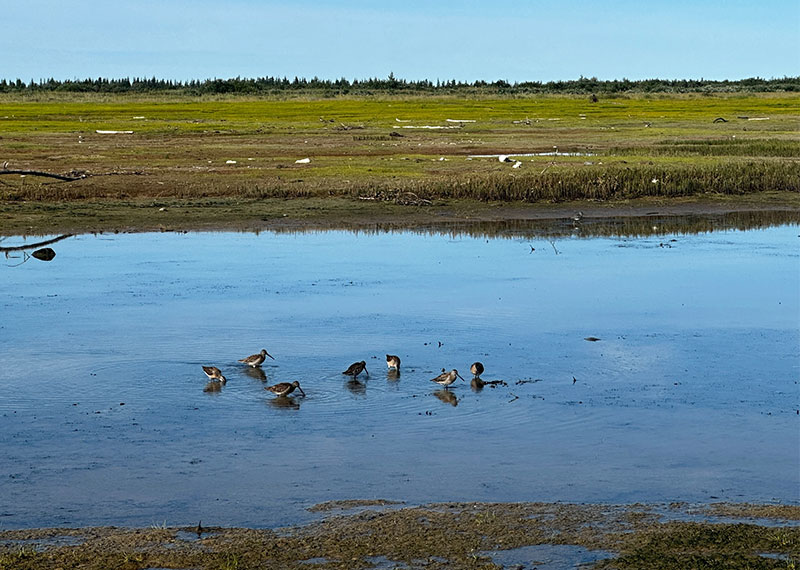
[132,116,145,119]
[295,158,311,164]
[395,125,461,129]
[512,161,522,168]
[226,160,237,164]
[95,130,134,134]
[445,119,477,123]
[473,151,594,159]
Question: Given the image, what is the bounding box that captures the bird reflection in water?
[243,366,267,382]
[434,389,458,407]
[387,368,400,381]
[471,377,486,392]
[203,381,223,393]
[346,379,367,396]
[268,396,301,410]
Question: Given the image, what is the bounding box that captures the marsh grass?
[1,93,798,232]
[345,161,800,203]
[615,139,800,157]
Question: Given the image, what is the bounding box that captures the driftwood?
[0,234,74,252]
[0,168,87,181]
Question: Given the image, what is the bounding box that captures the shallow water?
[0,223,798,529]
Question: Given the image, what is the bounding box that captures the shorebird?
[238,349,274,367]
[343,361,368,379]
[265,381,305,397]
[386,354,401,370]
[202,366,226,384]
[430,369,464,390]
[572,211,584,223]
[470,362,484,377]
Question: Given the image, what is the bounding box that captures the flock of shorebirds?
[201,349,487,397]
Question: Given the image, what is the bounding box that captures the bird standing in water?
[430,369,464,390]
[386,354,401,370]
[470,362,484,378]
[239,349,274,367]
[202,366,226,384]
[343,361,368,379]
[265,381,305,397]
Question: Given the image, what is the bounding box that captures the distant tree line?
[1,74,798,95]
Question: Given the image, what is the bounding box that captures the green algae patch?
[2,502,798,570]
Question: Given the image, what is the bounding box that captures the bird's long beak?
[266,351,275,360]
[457,372,465,381]
[297,385,306,397]
[364,366,369,376]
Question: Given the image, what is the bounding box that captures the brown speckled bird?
[202,366,226,384]
[343,361,368,379]
[430,369,464,390]
[238,348,274,367]
[265,381,305,397]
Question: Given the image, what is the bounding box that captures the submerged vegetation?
[0,91,798,233]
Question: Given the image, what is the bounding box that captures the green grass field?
[1,92,798,232]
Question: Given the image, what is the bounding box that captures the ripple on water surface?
[0,225,798,528]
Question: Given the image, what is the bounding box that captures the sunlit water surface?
[1,225,798,528]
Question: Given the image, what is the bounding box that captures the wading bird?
[430,369,464,390]
[265,381,305,398]
[239,348,274,367]
[343,361,369,379]
[470,362,484,377]
[202,365,226,384]
[386,354,401,370]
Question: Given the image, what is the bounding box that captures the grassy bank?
[1,93,798,232]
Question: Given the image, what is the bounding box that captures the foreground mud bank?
[1,501,798,569]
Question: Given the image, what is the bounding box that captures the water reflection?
[203,381,223,393]
[31,247,56,261]
[267,396,301,410]
[387,369,400,381]
[1,234,72,266]
[345,379,367,397]
[243,367,267,382]
[471,378,485,392]
[253,210,799,240]
[433,389,459,407]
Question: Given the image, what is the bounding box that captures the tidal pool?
[0,221,798,529]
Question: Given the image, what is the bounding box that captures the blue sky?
[3,0,798,82]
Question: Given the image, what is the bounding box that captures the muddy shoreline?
[2,192,799,236]
[1,501,798,569]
